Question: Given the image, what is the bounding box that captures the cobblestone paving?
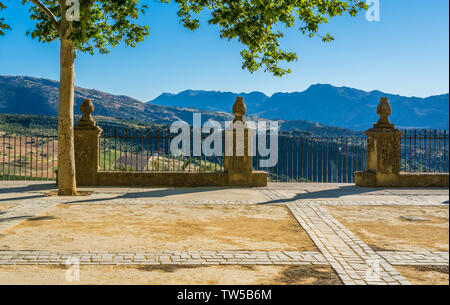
[256,188,286,201]
[1,197,447,206]
[0,201,57,232]
[0,250,446,267]
[257,188,448,206]
[378,251,449,266]
[0,250,328,266]
[288,202,412,285]
[298,198,448,206]
[0,198,261,205]
[310,197,449,206]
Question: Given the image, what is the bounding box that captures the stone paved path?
[0,250,328,266]
[0,250,446,267]
[287,202,412,285]
[378,251,449,266]
[1,197,447,206]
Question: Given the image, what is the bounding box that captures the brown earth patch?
[276,265,342,285]
[0,204,316,252]
[0,265,340,285]
[325,205,449,252]
[396,265,449,285]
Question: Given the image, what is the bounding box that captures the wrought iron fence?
[1,128,448,182]
[99,128,225,172]
[100,129,368,183]
[400,129,449,173]
[0,135,58,181]
[255,135,367,183]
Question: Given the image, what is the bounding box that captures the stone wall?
[355,171,449,187]
[96,171,267,187]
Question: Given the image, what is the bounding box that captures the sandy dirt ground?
[0,265,341,285]
[0,204,316,252]
[325,205,449,252]
[0,204,15,212]
[396,265,449,285]
[115,187,268,203]
[54,187,270,204]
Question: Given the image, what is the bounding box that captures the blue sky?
[0,0,448,101]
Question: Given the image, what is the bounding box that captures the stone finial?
[232,97,247,123]
[374,97,394,128]
[78,99,96,127]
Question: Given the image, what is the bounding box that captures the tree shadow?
[0,183,55,202]
[65,187,233,204]
[27,216,56,221]
[0,215,31,223]
[121,187,228,198]
[259,185,385,205]
[0,215,56,224]
[0,195,46,203]
[0,183,56,194]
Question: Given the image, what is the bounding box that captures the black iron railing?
[400,129,449,173]
[0,135,58,181]
[1,128,448,182]
[255,135,367,183]
[100,128,225,172]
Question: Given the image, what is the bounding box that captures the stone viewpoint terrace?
[0,181,448,285]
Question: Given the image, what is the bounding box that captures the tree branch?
[29,0,59,30]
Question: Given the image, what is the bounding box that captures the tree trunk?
[57,37,77,196]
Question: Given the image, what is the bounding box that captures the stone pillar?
[224,97,255,186]
[74,99,102,186]
[355,97,402,186]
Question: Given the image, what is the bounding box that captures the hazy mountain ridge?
[149,85,449,130]
[1,75,443,138]
[0,75,236,125]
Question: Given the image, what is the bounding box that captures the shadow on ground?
[260,185,382,205]
[0,183,56,194]
[0,183,56,202]
[64,187,233,204]
[0,215,56,224]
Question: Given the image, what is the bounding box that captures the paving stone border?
[0,250,328,266]
[0,250,447,267]
[257,188,286,201]
[310,198,449,206]
[0,198,262,205]
[378,251,449,266]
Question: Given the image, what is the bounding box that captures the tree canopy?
[1,0,367,76]
[0,1,10,35]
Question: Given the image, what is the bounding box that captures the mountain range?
[0,75,236,125]
[0,75,448,136]
[149,86,449,130]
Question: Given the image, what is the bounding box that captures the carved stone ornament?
[232,97,247,124]
[375,97,394,128]
[78,99,96,127]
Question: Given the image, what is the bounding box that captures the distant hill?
[149,86,449,130]
[0,75,364,137]
[279,119,363,137]
[0,75,235,126]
